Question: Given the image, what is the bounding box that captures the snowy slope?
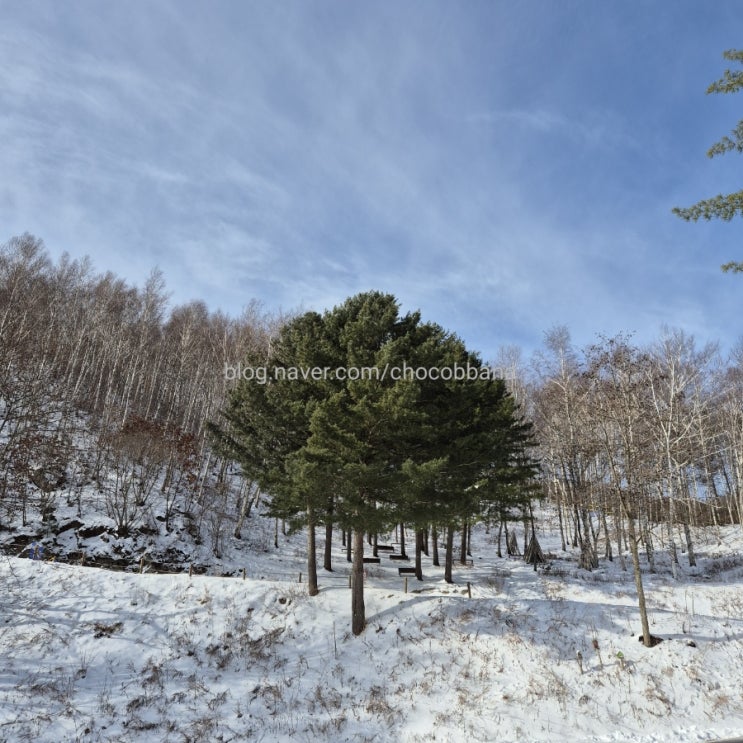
[1,517,742,743]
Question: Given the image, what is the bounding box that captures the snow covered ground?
[1,513,742,742]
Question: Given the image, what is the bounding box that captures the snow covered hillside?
[1,515,742,743]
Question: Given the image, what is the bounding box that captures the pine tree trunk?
[307,505,319,596]
[351,529,365,635]
[460,519,468,565]
[399,522,406,558]
[346,529,352,562]
[444,524,454,583]
[324,520,333,571]
[415,530,423,580]
[432,525,440,566]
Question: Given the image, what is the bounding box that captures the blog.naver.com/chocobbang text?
[224,362,499,385]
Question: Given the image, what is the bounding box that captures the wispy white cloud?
[1,1,740,361]
[466,107,640,152]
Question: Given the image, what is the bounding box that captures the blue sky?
[2,1,742,360]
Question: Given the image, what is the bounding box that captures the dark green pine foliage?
[392,326,478,581]
[208,310,336,596]
[473,378,539,544]
[357,319,537,586]
[673,49,743,273]
[425,349,537,582]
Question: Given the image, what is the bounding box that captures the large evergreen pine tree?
[211,290,537,635]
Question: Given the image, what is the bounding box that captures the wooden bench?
[362,557,381,564]
[398,566,417,576]
[375,545,395,552]
[389,554,410,561]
